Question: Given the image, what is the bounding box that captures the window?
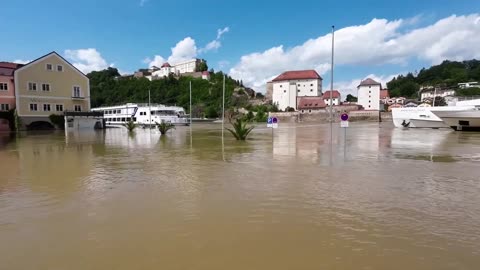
[298,90,300,92]
[310,89,313,92]
[57,65,63,72]
[310,84,313,86]
[284,90,286,93]
[121,118,126,122]
[368,105,371,108]
[369,91,371,94]
[73,86,81,97]
[0,83,7,91]
[43,104,51,111]
[56,104,64,112]
[42,83,50,91]
[117,110,121,114]
[46,64,53,71]
[30,104,38,111]
[74,105,82,112]
[280,85,283,88]
[0,104,9,111]
[28,82,37,91]
[369,86,371,88]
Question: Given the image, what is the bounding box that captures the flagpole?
[148,86,151,129]
[222,74,225,136]
[190,81,192,125]
[330,25,335,147]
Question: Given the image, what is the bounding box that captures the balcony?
[72,96,85,100]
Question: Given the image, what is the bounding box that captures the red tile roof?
[0,62,23,69]
[161,62,171,68]
[297,97,326,109]
[202,71,209,75]
[322,90,341,99]
[272,70,322,82]
[380,89,390,99]
[358,78,381,87]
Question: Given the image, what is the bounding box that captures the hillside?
[387,59,480,98]
[88,68,247,118]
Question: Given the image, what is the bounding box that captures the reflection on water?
[1,123,480,269]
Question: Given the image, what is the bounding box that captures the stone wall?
[269,109,383,123]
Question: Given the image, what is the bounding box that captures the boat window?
[133,117,137,122]
[121,118,126,122]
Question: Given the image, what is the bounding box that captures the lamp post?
[330,25,335,149]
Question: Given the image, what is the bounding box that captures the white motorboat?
[391,99,480,128]
[431,108,480,131]
[92,103,189,128]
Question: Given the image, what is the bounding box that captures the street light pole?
[330,25,335,146]
[148,86,151,128]
[190,80,192,126]
[222,74,225,136]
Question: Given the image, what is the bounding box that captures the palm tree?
[226,118,254,141]
[122,120,137,132]
[156,121,175,135]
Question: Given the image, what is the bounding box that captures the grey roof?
[358,78,381,87]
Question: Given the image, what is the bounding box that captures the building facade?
[272,70,323,111]
[322,90,341,106]
[357,78,382,110]
[420,87,456,101]
[0,62,23,112]
[14,52,90,128]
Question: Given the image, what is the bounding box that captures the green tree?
[345,94,357,102]
[195,60,208,72]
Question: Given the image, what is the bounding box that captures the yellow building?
[14,52,90,129]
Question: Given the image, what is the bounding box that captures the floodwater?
[1,123,480,270]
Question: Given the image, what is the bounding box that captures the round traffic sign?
[341,113,349,121]
[272,117,278,124]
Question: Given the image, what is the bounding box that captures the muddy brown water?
[1,123,480,269]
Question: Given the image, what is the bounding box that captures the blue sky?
[1,0,480,94]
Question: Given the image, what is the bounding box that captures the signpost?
[340,112,348,157]
[272,117,278,129]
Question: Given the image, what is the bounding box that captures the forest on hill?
[88,68,254,118]
[387,59,480,98]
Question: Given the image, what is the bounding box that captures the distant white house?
[458,82,480,89]
[322,90,341,106]
[357,78,382,110]
[420,87,456,101]
[149,59,206,80]
[272,70,323,111]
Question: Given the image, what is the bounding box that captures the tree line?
[88,68,241,118]
[386,59,480,98]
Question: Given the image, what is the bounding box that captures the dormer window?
[46,64,53,71]
[57,65,63,72]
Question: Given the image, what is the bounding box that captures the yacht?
[431,107,480,131]
[92,103,189,128]
[391,99,480,128]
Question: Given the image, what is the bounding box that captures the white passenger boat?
[431,108,480,131]
[391,99,480,128]
[92,103,189,128]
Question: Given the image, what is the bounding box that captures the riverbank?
[269,111,392,123]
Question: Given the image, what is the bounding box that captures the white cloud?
[145,27,230,67]
[229,14,480,92]
[336,73,400,98]
[139,0,148,7]
[199,26,230,54]
[217,27,230,39]
[13,59,31,64]
[218,60,230,69]
[64,48,111,74]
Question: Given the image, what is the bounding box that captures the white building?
[322,90,341,106]
[420,87,456,101]
[149,59,206,80]
[458,82,480,89]
[272,70,322,111]
[357,78,382,110]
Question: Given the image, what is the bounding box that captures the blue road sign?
[267,117,273,124]
[341,113,349,121]
[272,117,278,124]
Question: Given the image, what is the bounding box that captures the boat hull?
[432,110,480,131]
[391,106,476,128]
